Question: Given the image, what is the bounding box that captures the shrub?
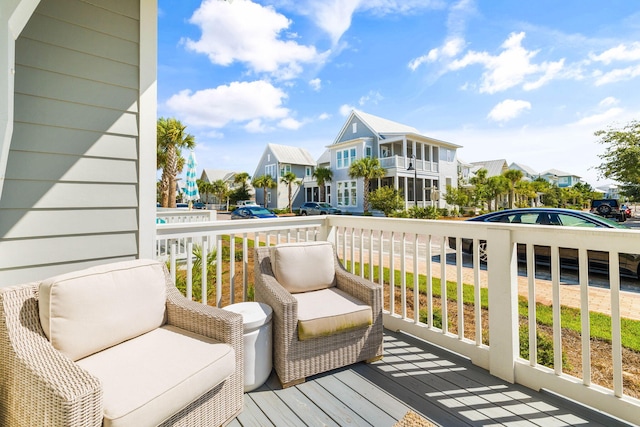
[519,324,567,369]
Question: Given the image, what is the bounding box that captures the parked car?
[447,208,640,279]
[590,199,626,222]
[230,206,277,220]
[299,202,342,215]
[237,200,259,207]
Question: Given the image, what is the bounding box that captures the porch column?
[487,227,519,383]
[402,137,407,168]
[0,0,40,201]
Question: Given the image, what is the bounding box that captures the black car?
[192,202,206,210]
[448,208,640,279]
[299,202,341,215]
[590,199,626,222]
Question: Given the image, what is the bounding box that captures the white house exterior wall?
[0,0,156,286]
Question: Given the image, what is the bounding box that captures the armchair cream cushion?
[294,288,372,340]
[269,241,336,293]
[39,259,167,361]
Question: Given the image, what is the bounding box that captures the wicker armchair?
[254,242,383,387]
[0,261,244,427]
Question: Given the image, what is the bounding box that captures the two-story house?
[253,143,316,209]
[319,110,460,213]
[540,168,582,188]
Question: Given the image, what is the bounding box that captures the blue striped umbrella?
[184,150,200,205]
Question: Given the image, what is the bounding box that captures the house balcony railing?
[155,215,640,425]
[379,155,439,173]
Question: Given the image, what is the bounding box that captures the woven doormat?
[393,411,437,427]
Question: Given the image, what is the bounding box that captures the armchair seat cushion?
[294,288,372,340]
[76,325,235,427]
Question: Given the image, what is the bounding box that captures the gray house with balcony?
[253,143,315,209]
[319,110,461,213]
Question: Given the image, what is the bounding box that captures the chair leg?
[280,377,305,389]
[365,355,383,363]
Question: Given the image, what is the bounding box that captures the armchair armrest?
[335,261,383,316]
[165,281,243,354]
[0,284,103,427]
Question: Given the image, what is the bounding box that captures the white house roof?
[470,159,508,177]
[509,162,538,176]
[268,143,316,166]
[541,168,580,178]
[317,149,331,165]
[355,110,419,135]
[201,169,235,183]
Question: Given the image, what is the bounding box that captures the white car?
[237,200,259,207]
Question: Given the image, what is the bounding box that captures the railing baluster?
[230,233,235,304]
[350,228,355,274]
[186,241,193,301]
[201,237,208,305]
[389,231,395,316]
[170,243,177,285]
[369,229,374,281]
[401,232,407,319]
[551,245,562,375]
[526,243,536,366]
[216,234,222,307]
[473,236,481,346]
[243,234,248,302]
[359,229,364,278]
[610,251,623,397]
[456,237,464,340]
[413,233,419,324]
[440,236,447,334]
[426,234,433,328]
[579,247,590,385]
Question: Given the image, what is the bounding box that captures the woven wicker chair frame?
[0,266,244,427]
[254,246,383,387]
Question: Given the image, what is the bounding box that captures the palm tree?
[280,171,301,213]
[211,179,230,209]
[486,175,510,211]
[348,157,385,213]
[503,169,523,209]
[197,179,214,204]
[312,166,333,202]
[252,175,276,207]
[157,117,195,207]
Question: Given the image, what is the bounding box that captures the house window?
[305,166,312,177]
[337,181,357,207]
[267,154,271,162]
[265,164,276,178]
[336,148,356,169]
[365,146,372,158]
[352,123,357,133]
[267,192,272,203]
[280,164,291,176]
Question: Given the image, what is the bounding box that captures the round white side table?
[223,302,273,392]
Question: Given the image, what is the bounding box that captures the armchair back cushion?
[270,241,336,293]
[39,259,167,361]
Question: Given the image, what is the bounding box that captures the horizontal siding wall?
[0,0,141,286]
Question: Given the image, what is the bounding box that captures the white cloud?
[165,80,290,128]
[409,37,464,70]
[571,107,624,127]
[487,99,531,123]
[245,119,269,133]
[594,64,640,86]
[599,97,619,108]
[309,78,322,91]
[183,0,327,79]
[290,0,444,46]
[318,112,331,120]
[589,42,640,64]
[339,104,354,116]
[278,117,304,130]
[450,32,565,94]
[359,90,383,106]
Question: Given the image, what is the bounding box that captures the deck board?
[235,330,633,427]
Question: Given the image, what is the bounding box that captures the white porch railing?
[155,215,640,425]
[379,155,439,172]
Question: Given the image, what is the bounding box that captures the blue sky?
[157,0,640,188]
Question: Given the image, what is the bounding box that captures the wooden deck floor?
[229,330,634,427]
